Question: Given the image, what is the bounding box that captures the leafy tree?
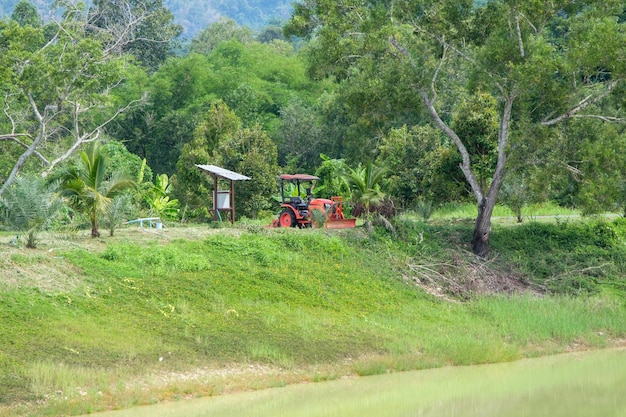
[176,100,279,219]
[144,173,179,220]
[342,161,387,226]
[376,125,467,208]
[10,0,41,27]
[499,173,530,223]
[0,1,146,198]
[287,0,626,257]
[175,100,243,213]
[314,154,350,199]
[451,91,499,192]
[189,17,253,55]
[88,0,182,71]
[257,21,286,44]
[274,99,330,171]
[553,120,626,217]
[103,193,133,237]
[0,174,61,248]
[115,52,213,175]
[214,125,280,218]
[58,142,137,238]
[117,39,319,177]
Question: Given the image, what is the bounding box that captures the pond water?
[92,348,626,417]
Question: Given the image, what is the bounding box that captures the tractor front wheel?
[279,210,297,227]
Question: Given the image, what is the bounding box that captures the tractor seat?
[290,196,304,205]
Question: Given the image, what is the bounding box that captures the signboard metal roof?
[279,174,320,181]
[196,164,251,181]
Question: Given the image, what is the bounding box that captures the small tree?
[103,193,133,237]
[0,175,61,248]
[58,142,137,238]
[145,173,179,220]
[342,161,387,229]
[499,174,529,223]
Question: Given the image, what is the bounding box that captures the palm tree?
[59,142,137,238]
[342,161,387,227]
[0,175,62,248]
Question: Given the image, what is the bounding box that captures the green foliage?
[491,219,626,294]
[274,99,333,172]
[213,125,280,218]
[451,91,499,191]
[175,100,240,211]
[498,173,530,223]
[103,193,134,237]
[103,141,153,182]
[10,0,41,27]
[144,173,179,220]
[0,220,625,413]
[415,198,435,222]
[0,2,143,197]
[376,125,467,207]
[0,174,61,248]
[116,39,317,177]
[314,155,350,199]
[58,142,137,237]
[189,17,253,55]
[89,0,182,71]
[285,0,626,256]
[176,101,280,219]
[342,161,387,224]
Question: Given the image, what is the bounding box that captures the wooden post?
[230,179,235,224]
[213,174,219,221]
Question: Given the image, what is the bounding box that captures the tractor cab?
[273,174,356,229]
[277,174,319,227]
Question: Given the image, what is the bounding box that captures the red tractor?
[272,174,356,229]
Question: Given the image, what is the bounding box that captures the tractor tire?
[278,209,297,227]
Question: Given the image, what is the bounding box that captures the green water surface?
[91,348,626,417]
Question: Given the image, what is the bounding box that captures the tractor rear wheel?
[279,210,297,227]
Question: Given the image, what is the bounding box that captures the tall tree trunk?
[419,90,514,258]
[472,196,496,258]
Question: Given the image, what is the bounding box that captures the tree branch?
[0,94,48,196]
[514,12,525,58]
[541,80,620,126]
[0,135,49,165]
[42,95,146,177]
[419,90,484,203]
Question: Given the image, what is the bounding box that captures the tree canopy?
[285,0,626,256]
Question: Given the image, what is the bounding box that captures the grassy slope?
[1,219,625,416]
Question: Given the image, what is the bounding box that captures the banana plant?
[144,173,179,220]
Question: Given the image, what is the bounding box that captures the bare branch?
[541,80,620,126]
[431,43,448,100]
[570,114,625,123]
[0,94,48,196]
[419,90,484,203]
[514,12,525,58]
[42,95,146,177]
[0,135,49,165]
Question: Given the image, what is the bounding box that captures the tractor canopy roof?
[279,174,320,182]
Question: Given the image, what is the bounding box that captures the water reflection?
[92,348,626,417]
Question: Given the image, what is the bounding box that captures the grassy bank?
[1,218,625,416]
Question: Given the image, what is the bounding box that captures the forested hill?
[0,0,293,38]
[0,0,492,39]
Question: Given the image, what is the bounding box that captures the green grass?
[430,201,580,220]
[0,222,625,416]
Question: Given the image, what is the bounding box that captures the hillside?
[1,218,625,416]
[0,0,496,39]
[0,0,293,38]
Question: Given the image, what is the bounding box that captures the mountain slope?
[0,0,292,38]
